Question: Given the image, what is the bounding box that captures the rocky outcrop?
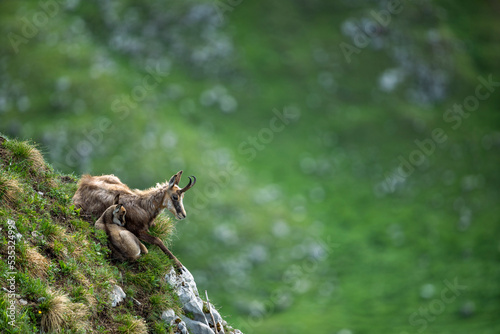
[110,266,243,334]
[163,267,243,334]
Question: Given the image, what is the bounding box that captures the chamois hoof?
[173,262,185,275]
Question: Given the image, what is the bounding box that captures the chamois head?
[112,194,126,226]
[164,170,196,220]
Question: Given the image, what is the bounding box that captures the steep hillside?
[0,135,241,334]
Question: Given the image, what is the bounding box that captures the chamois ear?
[113,193,120,205]
[168,170,183,187]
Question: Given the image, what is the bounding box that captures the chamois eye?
[172,194,179,201]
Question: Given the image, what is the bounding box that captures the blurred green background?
[1,0,499,333]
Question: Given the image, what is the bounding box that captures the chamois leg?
[136,231,184,273]
[138,242,148,255]
[108,242,127,262]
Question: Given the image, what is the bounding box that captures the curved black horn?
[180,176,196,193]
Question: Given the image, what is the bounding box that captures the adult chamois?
[73,171,196,273]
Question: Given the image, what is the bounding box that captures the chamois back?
[73,174,136,218]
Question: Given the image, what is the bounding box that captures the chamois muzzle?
[180,176,196,193]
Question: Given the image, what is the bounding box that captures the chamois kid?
[73,171,196,272]
[95,195,148,261]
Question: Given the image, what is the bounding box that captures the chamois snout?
[166,195,187,220]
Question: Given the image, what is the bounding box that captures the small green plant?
[184,311,195,320]
[47,187,70,205]
[46,263,61,283]
[58,259,78,276]
[69,286,88,304]
[52,239,67,258]
[17,274,49,301]
[152,321,169,334]
[39,220,62,242]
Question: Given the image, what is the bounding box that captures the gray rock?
[161,309,177,323]
[166,267,199,296]
[177,321,189,334]
[162,308,189,334]
[165,267,242,334]
[110,285,126,307]
[182,316,215,334]
[204,301,225,333]
[185,298,206,322]
[166,267,207,324]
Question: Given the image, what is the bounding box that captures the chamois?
[95,195,148,261]
[73,170,196,272]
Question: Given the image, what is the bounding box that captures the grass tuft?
[114,314,149,334]
[25,247,50,279]
[39,289,89,333]
[0,171,21,207]
[66,300,90,333]
[149,214,175,241]
[39,290,70,333]
[3,139,47,172]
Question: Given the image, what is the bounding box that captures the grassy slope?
[0,136,186,333]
